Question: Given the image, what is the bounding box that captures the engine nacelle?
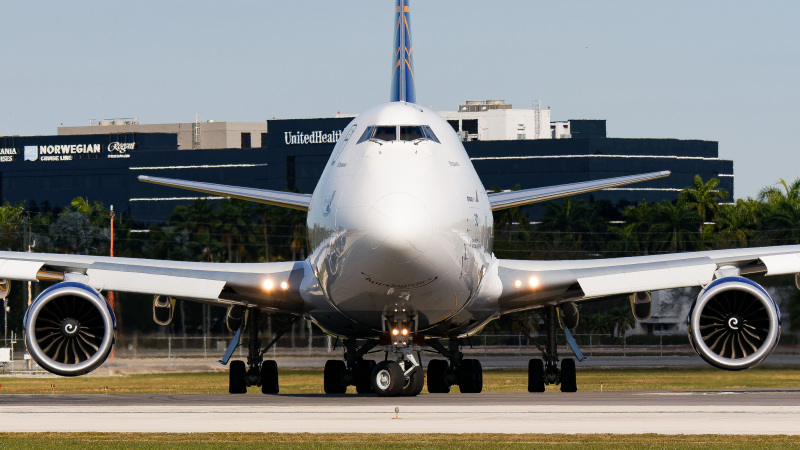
[0,279,9,300]
[629,291,652,321]
[23,281,116,376]
[226,305,247,333]
[687,277,780,371]
[559,301,579,331]
[153,295,175,326]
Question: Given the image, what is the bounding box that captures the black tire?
[355,359,376,394]
[560,358,577,393]
[324,360,347,394]
[229,360,247,394]
[401,366,424,396]
[427,359,450,393]
[528,358,545,393]
[372,361,404,397]
[458,359,483,394]
[260,360,279,394]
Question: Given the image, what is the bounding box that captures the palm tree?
[608,306,635,338]
[758,178,800,245]
[650,200,701,253]
[621,200,655,255]
[679,175,728,232]
[716,199,760,248]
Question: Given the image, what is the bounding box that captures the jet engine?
[226,305,247,332]
[629,291,652,321]
[153,295,175,326]
[559,302,579,331]
[23,282,116,376]
[687,277,780,371]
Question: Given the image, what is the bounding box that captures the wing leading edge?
[0,251,308,314]
[487,170,671,211]
[139,175,312,211]
[494,245,800,313]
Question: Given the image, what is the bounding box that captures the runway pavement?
[2,389,800,434]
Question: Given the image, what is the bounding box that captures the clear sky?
[1,0,798,199]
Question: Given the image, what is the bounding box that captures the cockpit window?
[357,126,376,144]
[421,125,440,143]
[399,126,425,141]
[372,126,396,141]
[356,125,440,144]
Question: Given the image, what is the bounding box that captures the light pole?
[109,205,116,360]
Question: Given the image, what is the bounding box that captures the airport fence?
[3,331,799,374]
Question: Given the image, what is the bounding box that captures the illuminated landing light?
[529,277,540,289]
[280,281,289,290]
[392,328,399,336]
[514,280,522,288]
[263,280,274,291]
[401,328,408,336]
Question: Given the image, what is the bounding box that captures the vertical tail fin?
[390,0,415,103]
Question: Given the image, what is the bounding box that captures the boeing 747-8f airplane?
[2,0,798,396]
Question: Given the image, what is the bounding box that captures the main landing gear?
[323,338,379,394]
[425,337,483,394]
[527,305,577,393]
[228,309,293,394]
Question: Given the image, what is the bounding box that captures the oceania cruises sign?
[284,130,342,145]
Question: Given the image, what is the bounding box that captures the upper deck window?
[357,125,440,144]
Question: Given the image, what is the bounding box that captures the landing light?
[392,328,399,336]
[529,277,540,289]
[263,280,274,291]
[280,281,289,290]
[401,328,408,336]
[514,280,522,288]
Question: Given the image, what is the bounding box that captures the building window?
[447,120,459,132]
[461,119,478,135]
[517,134,526,140]
[260,133,268,148]
[241,132,251,148]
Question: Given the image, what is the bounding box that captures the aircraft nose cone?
[366,192,432,263]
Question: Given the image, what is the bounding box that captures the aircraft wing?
[494,244,800,312]
[487,170,671,211]
[139,175,312,211]
[0,251,308,314]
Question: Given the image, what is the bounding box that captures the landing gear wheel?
[372,361,404,397]
[560,358,577,393]
[528,358,545,393]
[427,359,450,393]
[401,366,424,396]
[229,360,247,394]
[324,359,347,394]
[458,359,483,393]
[260,360,279,394]
[355,359,376,394]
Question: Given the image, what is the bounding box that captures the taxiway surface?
[2,390,799,434]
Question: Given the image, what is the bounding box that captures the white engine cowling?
[23,282,116,376]
[687,277,780,371]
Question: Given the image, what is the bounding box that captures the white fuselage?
[304,102,495,336]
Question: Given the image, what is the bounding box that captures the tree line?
[1,176,798,338]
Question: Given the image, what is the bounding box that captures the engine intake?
[687,277,780,371]
[24,281,116,376]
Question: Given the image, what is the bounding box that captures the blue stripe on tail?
[390,0,415,103]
